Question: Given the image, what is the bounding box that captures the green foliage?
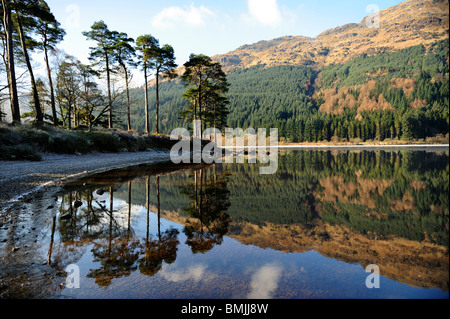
[0,143,41,161]
[226,65,316,129]
[125,65,316,134]
[121,39,448,142]
[180,54,229,131]
[319,39,449,88]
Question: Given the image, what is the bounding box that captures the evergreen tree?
[82,20,116,128]
[181,54,228,130]
[113,32,136,131]
[202,81,230,131]
[34,0,65,126]
[135,34,158,134]
[55,55,80,128]
[11,0,56,125]
[1,0,20,123]
[146,42,177,134]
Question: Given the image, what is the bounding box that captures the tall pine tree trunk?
[43,42,57,126]
[155,70,159,134]
[120,62,131,131]
[198,79,203,132]
[125,71,131,131]
[1,0,20,123]
[15,13,43,125]
[105,54,112,128]
[144,64,149,134]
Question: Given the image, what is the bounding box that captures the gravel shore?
[0,150,172,212]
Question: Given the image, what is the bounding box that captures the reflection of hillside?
[226,151,449,246]
[317,173,394,209]
[231,221,448,291]
[158,208,448,291]
[108,151,448,247]
[55,150,449,291]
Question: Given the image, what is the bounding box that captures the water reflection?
[139,176,180,277]
[52,151,448,295]
[248,263,283,299]
[3,151,447,298]
[181,166,231,253]
[49,163,232,288]
[160,263,217,284]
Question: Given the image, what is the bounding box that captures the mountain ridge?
[134,0,449,142]
[212,0,449,72]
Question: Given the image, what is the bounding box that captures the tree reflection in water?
[51,164,231,287]
[181,165,231,254]
[139,176,180,277]
[86,186,141,287]
[14,151,448,297]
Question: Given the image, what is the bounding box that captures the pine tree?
[11,0,57,125]
[181,54,228,132]
[135,34,158,134]
[145,42,177,134]
[82,21,117,128]
[34,0,65,126]
[1,0,20,123]
[56,56,80,128]
[113,32,136,131]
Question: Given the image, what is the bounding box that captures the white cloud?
[160,263,217,283]
[247,263,282,299]
[152,4,215,29]
[247,0,282,26]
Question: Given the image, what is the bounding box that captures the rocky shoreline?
[0,150,174,233]
[0,150,174,298]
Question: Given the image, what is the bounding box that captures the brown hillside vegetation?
[212,0,449,72]
[316,80,395,115]
[390,78,416,97]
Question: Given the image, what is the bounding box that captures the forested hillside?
[2,0,447,145]
[124,38,448,142]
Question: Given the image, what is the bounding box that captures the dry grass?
[0,123,179,161]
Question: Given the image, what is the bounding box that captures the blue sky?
[45,0,405,68]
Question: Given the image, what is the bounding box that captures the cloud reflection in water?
[160,263,217,283]
[248,263,283,299]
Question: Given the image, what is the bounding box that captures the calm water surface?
[2,150,449,299]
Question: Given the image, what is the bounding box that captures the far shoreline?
[221,143,449,151]
[276,143,449,150]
